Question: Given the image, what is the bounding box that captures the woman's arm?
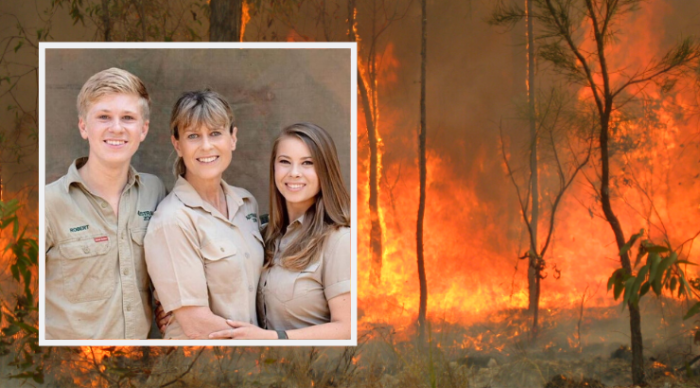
[208,292,351,340]
[173,306,232,339]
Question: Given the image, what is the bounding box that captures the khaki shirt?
[145,177,264,339]
[257,218,350,331]
[45,158,166,339]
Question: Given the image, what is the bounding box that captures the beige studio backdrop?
[44,46,352,215]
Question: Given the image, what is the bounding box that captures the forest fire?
[355,0,700,346]
[1,0,699,386]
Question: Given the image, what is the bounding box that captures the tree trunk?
[361,75,383,285]
[349,0,383,285]
[101,0,111,41]
[209,0,243,41]
[599,113,645,384]
[136,0,147,40]
[525,0,540,339]
[416,0,428,345]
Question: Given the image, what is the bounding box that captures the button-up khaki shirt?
[257,217,350,331]
[45,158,166,339]
[144,177,264,339]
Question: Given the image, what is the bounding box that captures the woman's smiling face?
[274,136,320,219]
[172,124,236,183]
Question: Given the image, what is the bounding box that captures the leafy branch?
[0,199,43,383]
[607,229,699,319]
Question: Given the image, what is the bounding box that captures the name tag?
[94,236,109,243]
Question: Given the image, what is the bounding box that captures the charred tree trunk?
[101,0,111,41]
[367,3,383,286]
[589,2,645,380]
[361,75,382,285]
[526,0,540,339]
[599,113,645,384]
[349,0,383,285]
[416,0,428,345]
[209,0,243,41]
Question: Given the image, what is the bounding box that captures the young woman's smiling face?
[274,136,320,220]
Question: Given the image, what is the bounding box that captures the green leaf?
[677,260,697,266]
[613,275,625,300]
[648,253,662,282]
[681,276,693,298]
[658,253,679,283]
[10,264,19,282]
[670,277,678,293]
[628,266,649,306]
[683,302,700,320]
[608,268,625,290]
[640,282,651,297]
[15,322,38,335]
[622,276,637,306]
[3,324,20,336]
[644,245,669,254]
[620,229,644,258]
[13,40,23,53]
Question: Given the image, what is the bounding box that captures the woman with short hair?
[145,90,264,339]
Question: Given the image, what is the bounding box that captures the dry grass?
[1,299,699,387]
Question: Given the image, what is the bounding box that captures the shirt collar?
[172,175,250,217]
[287,214,305,231]
[63,157,141,193]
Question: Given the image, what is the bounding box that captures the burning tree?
[491,2,595,340]
[209,0,246,41]
[491,0,700,384]
[495,86,594,339]
[416,0,428,345]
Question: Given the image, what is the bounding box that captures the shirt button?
[220,247,225,252]
[123,269,130,276]
[82,246,90,254]
[245,252,250,259]
[101,203,107,208]
[126,305,131,312]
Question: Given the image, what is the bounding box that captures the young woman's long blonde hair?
[264,123,350,271]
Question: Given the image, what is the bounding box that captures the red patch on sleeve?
[94,236,109,243]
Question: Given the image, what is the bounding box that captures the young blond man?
[45,68,166,339]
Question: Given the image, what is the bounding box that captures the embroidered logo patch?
[246,213,258,223]
[138,210,154,221]
[69,225,89,233]
[94,236,108,243]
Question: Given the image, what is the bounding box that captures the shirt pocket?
[201,238,242,295]
[130,228,149,291]
[58,234,115,303]
[274,260,321,302]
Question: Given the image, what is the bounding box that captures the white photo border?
[38,41,358,347]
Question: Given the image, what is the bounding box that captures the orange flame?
[356,0,700,333]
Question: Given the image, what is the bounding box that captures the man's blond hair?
[77,67,151,120]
